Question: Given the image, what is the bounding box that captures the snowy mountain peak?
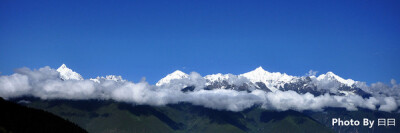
[241,67,295,82]
[171,70,187,76]
[254,66,266,72]
[325,71,337,77]
[241,66,270,78]
[56,64,83,80]
[317,71,339,80]
[156,70,189,86]
[317,71,355,86]
[59,64,67,69]
[240,67,296,92]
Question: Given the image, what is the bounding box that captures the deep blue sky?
[1,0,399,84]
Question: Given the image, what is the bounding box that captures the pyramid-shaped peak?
[56,64,83,80]
[156,70,189,86]
[171,70,187,75]
[317,71,355,86]
[318,71,339,80]
[325,71,337,76]
[241,66,270,76]
[59,64,67,69]
[252,66,267,72]
[57,64,71,72]
[256,66,264,70]
[322,71,343,80]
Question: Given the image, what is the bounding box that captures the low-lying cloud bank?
[0,66,399,112]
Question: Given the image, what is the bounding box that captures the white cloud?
[0,73,30,98]
[379,97,398,112]
[185,89,262,111]
[0,66,398,112]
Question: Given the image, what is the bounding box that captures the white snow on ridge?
[204,73,250,86]
[316,71,355,86]
[56,64,126,83]
[240,67,296,92]
[57,64,83,80]
[156,70,189,86]
[204,73,230,83]
[3,64,398,112]
[55,64,359,92]
[156,66,359,92]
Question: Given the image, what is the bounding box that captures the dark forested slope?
[0,97,87,133]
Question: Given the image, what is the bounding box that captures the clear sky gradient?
[1,0,399,84]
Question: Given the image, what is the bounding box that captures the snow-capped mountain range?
[57,64,124,83]
[154,66,369,97]
[57,64,370,97]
